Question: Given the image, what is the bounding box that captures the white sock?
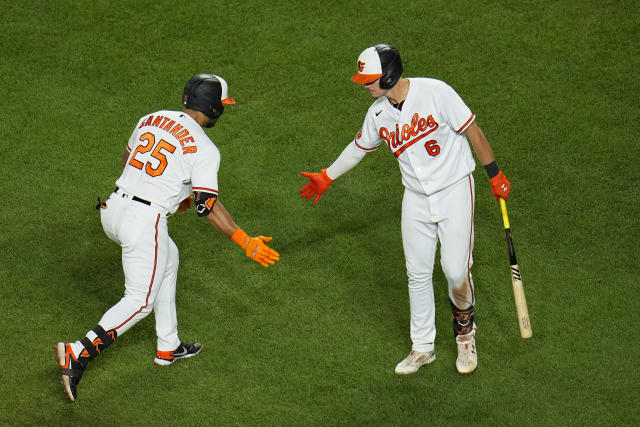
[69,330,98,358]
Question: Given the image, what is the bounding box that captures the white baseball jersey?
[354,78,476,195]
[116,110,220,213]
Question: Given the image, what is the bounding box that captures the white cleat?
[394,349,436,375]
[456,334,477,374]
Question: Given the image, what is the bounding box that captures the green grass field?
[1,0,638,425]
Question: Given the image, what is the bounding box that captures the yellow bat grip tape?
[500,198,510,229]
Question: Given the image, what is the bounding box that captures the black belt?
[115,187,151,206]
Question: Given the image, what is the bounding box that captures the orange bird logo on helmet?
[358,61,365,72]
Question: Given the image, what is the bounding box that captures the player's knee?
[448,274,474,309]
[407,273,432,292]
[139,304,154,317]
[123,290,156,316]
[130,300,154,318]
[442,263,468,287]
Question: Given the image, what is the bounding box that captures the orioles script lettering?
[379,113,439,154]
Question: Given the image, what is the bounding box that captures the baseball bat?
[499,198,532,339]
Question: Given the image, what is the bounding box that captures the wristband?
[484,161,500,179]
[321,168,334,183]
[231,228,250,249]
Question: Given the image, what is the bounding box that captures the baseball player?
[300,44,510,375]
[55,74,280,402]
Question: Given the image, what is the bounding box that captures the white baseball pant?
[98,190,181,352]
[401,174,476,352]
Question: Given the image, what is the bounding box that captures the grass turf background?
[1,0,638,425]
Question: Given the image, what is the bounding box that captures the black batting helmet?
[351,43,403,89]
[182,74,233,122]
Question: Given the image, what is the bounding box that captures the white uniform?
[328,78,477,352]
[97,110,220,352]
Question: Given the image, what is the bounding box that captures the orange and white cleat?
[54,342,86,402]
[154,342,203,366]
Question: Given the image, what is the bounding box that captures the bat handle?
[499,198,510,229]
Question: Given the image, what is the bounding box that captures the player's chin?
[204,117,219,128]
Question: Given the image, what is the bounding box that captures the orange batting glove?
[300,168,333,204]
[490,171,511,200]
[231,228,280,268]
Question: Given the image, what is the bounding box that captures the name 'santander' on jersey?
[116,110,220,214]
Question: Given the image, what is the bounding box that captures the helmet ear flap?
[373,44,403,89]
[183,75,224,120]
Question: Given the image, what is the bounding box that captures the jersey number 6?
[129,132,176,177]
[425,140,441,157]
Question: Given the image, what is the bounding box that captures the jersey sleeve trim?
[354,139,379,152]
[456,113,476,134]
[192,187,219,195]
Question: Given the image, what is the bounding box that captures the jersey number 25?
[129,132,176,177]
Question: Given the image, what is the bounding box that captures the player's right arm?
[325,141,368,180]
[299,142,367,204]
[300,114,379,204]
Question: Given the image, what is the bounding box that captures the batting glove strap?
[231,228,251,249]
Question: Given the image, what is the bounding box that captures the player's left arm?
[202,196,236,237]
[464,121,495,164]
[464,121,511,200]
[201,196,279,268]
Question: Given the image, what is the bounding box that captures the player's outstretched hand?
[231,229,280,268]
[490,171,511,200]
[245,236,280,267]
[299,169,333,204]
